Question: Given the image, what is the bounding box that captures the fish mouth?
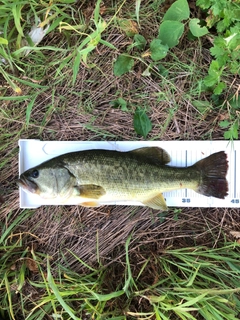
[17,175,39,194]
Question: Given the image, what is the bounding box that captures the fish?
[17,147,228,210]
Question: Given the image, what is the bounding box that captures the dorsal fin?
[128,147,170,165]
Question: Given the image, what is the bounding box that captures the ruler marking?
[185,150,187,198]
[234,150,236,199]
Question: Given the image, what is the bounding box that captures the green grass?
[1,214,240,319]
[1,0,237,138]
[1,0,240,319]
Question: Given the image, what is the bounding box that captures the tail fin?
[194,151,228,199]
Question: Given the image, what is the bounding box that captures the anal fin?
[142,193,168,211]
[81,201,100,207]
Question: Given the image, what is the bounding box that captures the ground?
[0,0,240,319]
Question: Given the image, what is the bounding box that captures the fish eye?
[31,169,39,179]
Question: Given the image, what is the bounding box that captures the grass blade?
[47,258,80,320]
[26,95,38,127]
[4,274,15,320]
[12,4,24,37]
[73,50,82,85]
[135,0,141,26]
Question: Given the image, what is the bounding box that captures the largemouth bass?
[17,147,228,210]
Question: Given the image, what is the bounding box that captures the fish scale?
[18,147,228,210]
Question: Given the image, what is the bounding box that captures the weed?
[196,0,240,138]
[112,0,210,137]
[2,212,239,320]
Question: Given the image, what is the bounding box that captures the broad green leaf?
[210,40,227,58]
[196,0,211,9]
[150,39,168,61]
[163,0,190,22]
[225,32,240,50]
[158,64,169,77]
[224,122,239,140]
[215,54,228,68]
[214,82,226,95]
[204,60,221,87]
[224,32,238,46]
[0,37,8,45]
[224,130,232,140]
[219,120,230,128]
[110,97,128,111]
[113,55,134,76]
[211,2,223,16]
[230,60,239,74]
[159,21,184,48]
[204,74,218,87]
[187,30,197,41]
[217,17,231,32]
[133,34,147,50]
[133,108,152,138]
[189,18,208,37]
[209,60,220,72]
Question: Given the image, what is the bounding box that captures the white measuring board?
[18,139,240,209]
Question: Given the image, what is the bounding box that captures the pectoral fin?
[142,193,168,211]
[129,147,170,165]
[74,184,106,199]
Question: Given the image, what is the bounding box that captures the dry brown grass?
[0,1,239,318]
[1,182,239,274]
